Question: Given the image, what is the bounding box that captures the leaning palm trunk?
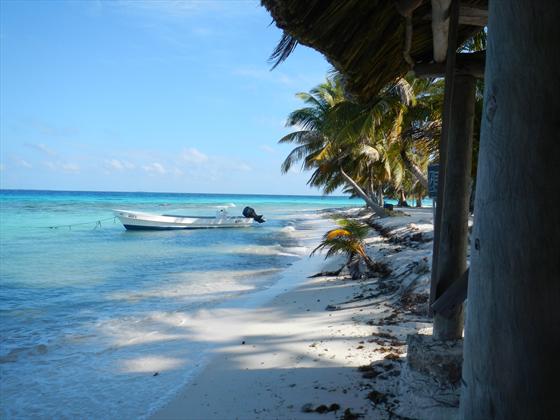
[362,254,379,272]
[400,150,428,190]
[339,167,387,217]
[358,250,391,278]
[398,189,410,207]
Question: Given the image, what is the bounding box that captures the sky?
[0,0,333,195]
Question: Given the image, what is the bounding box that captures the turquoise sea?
[0,190,368,418]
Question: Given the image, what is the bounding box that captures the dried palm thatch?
[262,0,486,102]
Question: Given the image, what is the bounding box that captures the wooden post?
[460,0,560,418]
[429,0,459,313]
[432,74,476,340]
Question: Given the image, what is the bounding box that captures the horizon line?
[0,187,358,199]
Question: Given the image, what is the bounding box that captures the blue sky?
[0,0,332,194]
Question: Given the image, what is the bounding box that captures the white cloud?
[26,143,57,156]
[181,148,208,164]
[117,0,209,16]
[105,159,135,171]
[230,162,252,172]
[212,158,252,173]
[253,116,285,128]
[191,26,213,37]
[143,162,166,175]
[61,163,80,173]
[30,120,78,137]
[277,74,293,85]
[43,161,80,173]
[259,145,276,154]
[233,67,294,86]
[114,0,255,18]
[15,158,32,168]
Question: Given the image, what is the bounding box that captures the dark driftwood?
[430,268,469,317]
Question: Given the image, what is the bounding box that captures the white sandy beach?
[152,207,447,420]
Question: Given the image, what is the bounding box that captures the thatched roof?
[262,0,486,102]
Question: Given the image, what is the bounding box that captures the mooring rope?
[42,216,118,230]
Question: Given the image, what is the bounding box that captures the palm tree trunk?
[366,185,377,207]
[369,179,376,204]
[398,189,409,207]
[363,254,380,270]
[339,167,386,217]
[401,150,429,189]
[362,255,376,272]
[460,2,560,418]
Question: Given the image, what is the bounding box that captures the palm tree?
[397,78,444,189]
[323,77,441,206]
[280,75,444,212]
[311,219,380,274]
[280,76,413,216]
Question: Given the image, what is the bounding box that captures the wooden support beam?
[431,0,452,62]
[431,1,487,62]
[432,74,476,341]
[394,0,424,17]
[414,51,486,78]
[423,5,488,27]
[458,5,488,26]
[431,268,469,318]
[429,0,460,316]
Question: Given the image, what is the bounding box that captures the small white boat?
[113,207,264,230]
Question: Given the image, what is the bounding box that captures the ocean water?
[0,190,364,419]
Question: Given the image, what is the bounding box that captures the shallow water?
[0,190,366,418]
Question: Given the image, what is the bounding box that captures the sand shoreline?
[152,207,441,420]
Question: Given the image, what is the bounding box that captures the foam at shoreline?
[142,213,336,418]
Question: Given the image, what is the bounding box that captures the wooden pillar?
[460,0,560,418]
[432,74,475,340]
[429,0,459,314]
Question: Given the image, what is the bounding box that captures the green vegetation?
[279,74,445,214]
[311,219,375,269]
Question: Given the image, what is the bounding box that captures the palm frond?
[326,228,351,241]
[269,32,298,70]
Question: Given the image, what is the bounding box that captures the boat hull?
[113,210,254,230]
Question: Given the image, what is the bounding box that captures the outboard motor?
[242,206,266,223]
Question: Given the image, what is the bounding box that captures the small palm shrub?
[312,219,387,277]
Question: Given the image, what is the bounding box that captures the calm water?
[0,190,365,418]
